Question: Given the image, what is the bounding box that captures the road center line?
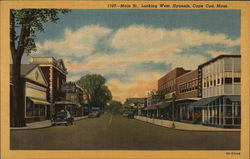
[108,115,113,126]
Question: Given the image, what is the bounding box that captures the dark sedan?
[51,111,74,126]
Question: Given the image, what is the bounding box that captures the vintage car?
[51,111,74,126]
[88,107,101,118]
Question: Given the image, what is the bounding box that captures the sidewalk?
[135,116,240,132]
[10,116,88,130]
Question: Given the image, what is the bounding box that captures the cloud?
[107,72,161,102]
[36,25,112,57]
[207,50,239,58]
[35,24,240,102]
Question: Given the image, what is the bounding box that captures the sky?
[22,9,240,102]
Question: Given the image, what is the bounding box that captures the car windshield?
[56,112,67,117]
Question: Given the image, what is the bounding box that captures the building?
[29,57,67,117]
[157,67,190,120]
[190,55,241,128]
[145,90,159,118]
[10,64,50,123]
[62,81,84,116]
[124,97,147,115]
[176,69,200,122]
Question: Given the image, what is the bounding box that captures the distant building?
[124,97,147,115]
[10,64,50,123]
[29,57,67,117]
[191,55,241,128]
[62,81,84,116]
[145,90,159,118]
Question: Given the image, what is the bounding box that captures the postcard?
[0,1,249,159]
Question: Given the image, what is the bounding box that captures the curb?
[134,118,241,132]
[10,116,88,131]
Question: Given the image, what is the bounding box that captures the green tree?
[76,74,112,111]
[10,9,70,127]
[107,100,122,115]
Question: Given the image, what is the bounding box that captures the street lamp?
[172,93,176,128]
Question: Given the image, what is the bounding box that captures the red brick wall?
[53,67,66,102]
[158,67,190,98]
[176,70,198,100]
[40,67,51,102]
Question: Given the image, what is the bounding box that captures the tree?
[107,100,122,115]
[10,9,71,127]
[76,74,112,111]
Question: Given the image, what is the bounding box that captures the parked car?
[88,107,101,118]
[128,112,134,119]
[51,111,74,126]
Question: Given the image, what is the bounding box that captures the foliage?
[107,100,122,115]
[10,9,71,54]
[76,74,113,110]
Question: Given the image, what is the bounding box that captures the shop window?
[225,78,232,84]
[34,105,40,116]
[234,77,240,83]
[234,118,241,125]
[40,105,46,116]
[225,106,232,117]
[26,98,33,117]
[234,106,240,117]
[225,118,233,124]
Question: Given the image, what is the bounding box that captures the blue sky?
[23,9,240,101]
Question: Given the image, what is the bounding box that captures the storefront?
[175,99,199,123]
[189,95,240,128]
[25,97,50,122]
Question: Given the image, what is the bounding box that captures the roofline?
[158,67,191,81]
[198,54,241,68]
[176,69,198,80]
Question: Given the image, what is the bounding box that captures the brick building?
[175,69,200,122]
[157,67,190,120]
[29,57,67,118]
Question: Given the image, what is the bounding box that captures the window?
[221,78,224,84]
[225,78,232,84]
[210,81,213,87]
[217,78,220,84]
[214,80,216,86]
[26,99,33,117]
[234,77,240,83]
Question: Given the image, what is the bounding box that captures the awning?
[29,98,50,105]
[189,96,220,107]
[145,104,157,110]
[226,95,240,102]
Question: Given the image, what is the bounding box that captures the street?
[10,114,240,150]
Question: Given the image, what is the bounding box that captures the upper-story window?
[225,78,232,84]
[234,77,240,83]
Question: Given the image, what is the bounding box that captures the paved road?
[10,114,240,150]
